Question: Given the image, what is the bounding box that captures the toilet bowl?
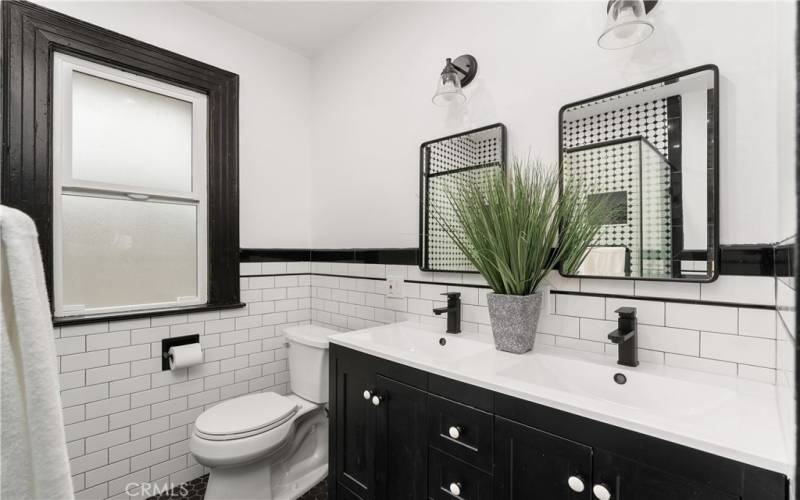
[190,325,336,500]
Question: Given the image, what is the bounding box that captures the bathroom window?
[51,53,208,317]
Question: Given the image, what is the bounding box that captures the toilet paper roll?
[168,343,203,370]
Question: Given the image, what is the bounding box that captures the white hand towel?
[1,206,74,500]
[578,246,627,277]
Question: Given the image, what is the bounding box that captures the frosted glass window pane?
[61,195,198,309]
[71,71,193,192]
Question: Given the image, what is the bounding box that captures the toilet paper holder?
[161,334,200,371]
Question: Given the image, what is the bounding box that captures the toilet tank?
[283,325,336,404]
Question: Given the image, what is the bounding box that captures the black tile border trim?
[240,248,311,262]
[246,273,311,278]
[550,290,775,311]
[241,245,777,276]
[774,243,795,278]
[241,248,419,265]
[719,245,776,276]
[244,272,490,288]
[240,272,778,311]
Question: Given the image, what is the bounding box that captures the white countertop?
[330,321,794,476]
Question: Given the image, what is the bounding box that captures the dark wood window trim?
[2,0,243,325]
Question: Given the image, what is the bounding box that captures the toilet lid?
[284,324,336,349]
[195,393,299,439]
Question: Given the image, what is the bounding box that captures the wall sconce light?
[432,54,477,106]
[598,0,658,50]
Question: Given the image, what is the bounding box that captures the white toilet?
[190,324,335,500]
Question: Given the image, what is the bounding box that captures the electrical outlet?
[386,276,405,298]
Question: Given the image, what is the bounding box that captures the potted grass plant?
[435,157,608,353]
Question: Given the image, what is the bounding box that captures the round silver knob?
[363,390,372,400]
[371,395,382,406]
[448,426,462,440]
[593,483,612,500]
[448,482,461,496]
[567,475,585,493]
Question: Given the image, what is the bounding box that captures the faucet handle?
[441,292,461,299]
[614,307,637,318]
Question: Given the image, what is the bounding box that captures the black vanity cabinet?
[329,345,789,500]
[331,345,429,499]
[590,450,738,500]
[494,417,747,500]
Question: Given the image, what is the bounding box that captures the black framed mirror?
[419,123,507,272]
[559,65,719,282]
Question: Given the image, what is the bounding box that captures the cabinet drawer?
[428,393,493,472]
[429,447,493,500]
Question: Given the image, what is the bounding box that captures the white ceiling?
[186,1,387,56]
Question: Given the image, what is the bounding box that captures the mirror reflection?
[560,66,718,281]
[420,124,506,272]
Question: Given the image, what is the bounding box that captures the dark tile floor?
[147,475,327,500]
[296,479,327,500]
[147,475,208,500]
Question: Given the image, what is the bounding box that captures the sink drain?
[439,337,447,346]
[613,373,627,385]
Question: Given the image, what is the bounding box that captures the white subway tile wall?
[58,261,785,499]
[307,264,780,385]
[773,237,796,470]
[776,276,796,389]
[57,264,309,500]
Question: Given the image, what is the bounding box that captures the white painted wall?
[776,0,797,242]
[29,1,798,250]
[310,1,793,248]
[681,87,709,250]
[37,0,313,249]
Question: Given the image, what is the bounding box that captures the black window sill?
[52,302,246,327]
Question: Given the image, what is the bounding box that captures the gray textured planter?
[486,292,543,354]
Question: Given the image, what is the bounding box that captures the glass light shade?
[598,0,655,50]
[432,61,467,106]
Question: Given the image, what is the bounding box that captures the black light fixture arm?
[440,54,478,88]
[450,62,469,77]
[606,0,658,14]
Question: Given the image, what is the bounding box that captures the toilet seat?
[190,393,322,471]
[195,392,299,442]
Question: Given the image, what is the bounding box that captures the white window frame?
[52,52,208,317]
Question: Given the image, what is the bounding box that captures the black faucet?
[608,307,639,367]
[433,292,461,334]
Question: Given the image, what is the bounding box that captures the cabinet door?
[495,416,593,500]
[592,450,740,500]
[333,352,376,499]
[374,375,428,500]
